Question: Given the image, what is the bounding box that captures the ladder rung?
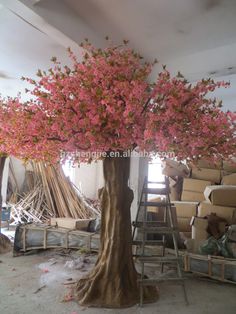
[133,254,164,258]
[135,178,187,307]
[132,240,163,246]
[143,187,169,195]
[138,226,178,234]
[132,221,167,228]
[138,278,185,285]
[137,256,179,263]
[140,201,168,207]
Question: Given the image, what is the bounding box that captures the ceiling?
[0,0,236,111]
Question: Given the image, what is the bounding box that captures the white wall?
[10,157,26,192]
[73,156,148,211]
[74,160,104,199]
[129,156,148,222]
[5,157,104,201]
[4,156,147,216]
[1,157,9,205]
[1,157,26,204]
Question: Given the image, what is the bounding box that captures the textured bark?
[75,156,158,307]
[0,156,7,233]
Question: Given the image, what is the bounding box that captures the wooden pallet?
[184,252,236,284]
[14,224,100,253]
[165,248,236,284]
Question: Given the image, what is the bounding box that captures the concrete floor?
[0,248,236,314]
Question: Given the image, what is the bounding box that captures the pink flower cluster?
[0,41,235,164]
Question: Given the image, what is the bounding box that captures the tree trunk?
[0,156,7,233]
[75,156,158,307]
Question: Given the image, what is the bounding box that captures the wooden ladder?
[132,176,188,306]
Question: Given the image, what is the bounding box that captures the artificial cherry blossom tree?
[0,40,236,307]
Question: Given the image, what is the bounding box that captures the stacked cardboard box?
[189,159,221,183]
[222,160,236,173]
[162,158,236,253]
[192,180,236,253]
[189,216,209,253]
[169,177,182,201]
[221,173,236,185]
[161,158,190,177]
[221,159,236,177]
[193,160,236,223]
[204,185,236,208]
[195,160,222,169]
[191,168,221,183]
[171,160,219,237]
[191,217,208,240]
[198,201,236,224]
[173,201,198,236]
[183,160,233,252]
[179,159,222,203]
[181,178,211,202]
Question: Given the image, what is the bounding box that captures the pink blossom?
[0,41,235,164]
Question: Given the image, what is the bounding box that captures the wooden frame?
[163,248,236,284]
[184,252,236,284]
[15,224,100,253]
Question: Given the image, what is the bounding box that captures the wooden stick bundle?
[10,162,100,224]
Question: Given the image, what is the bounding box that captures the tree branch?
[47,137,67,143]
[141,97,151,114]
[69,106,78,115]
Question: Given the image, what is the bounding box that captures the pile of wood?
[10,183,53,224]
[10,162,100,224]
[7,159,20,204]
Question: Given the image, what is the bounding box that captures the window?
[148,156,165,184]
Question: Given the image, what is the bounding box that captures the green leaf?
[51,56,57,62]
[177,71,184,78]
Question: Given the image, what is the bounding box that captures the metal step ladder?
[132,176,188,306]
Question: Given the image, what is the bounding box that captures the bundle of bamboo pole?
[11,183,53,223]
[10,162,100,224]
